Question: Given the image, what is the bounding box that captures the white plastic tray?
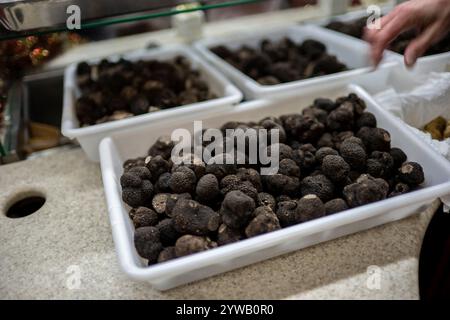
[99,82,450,290]
[193,24,396,100]
[61,45,242,162]
[310,5,450,67]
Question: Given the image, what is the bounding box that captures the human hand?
[364,0,450,67]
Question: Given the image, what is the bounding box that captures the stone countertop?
[0,149,438,299]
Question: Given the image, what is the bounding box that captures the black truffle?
[152,193,169,215]
[149,135,174,160]
[172,199,220,235]
[196,174,220,204]
[257,192,276,211]
[275,200,298,227]
[321,155,350,182]
[134,226,163,263]
[131,207,158,228]
[217,224,243,245]
[145,155,170,181]
[278,159,301,177]
[314,98,337,112]
[300,174,334,202]
[156,218,180,246]
[343,174,389,207]
[357,127,391,152]
[263,174,300,197]
[155,172,171,193]
[157,247,177,263]
[236,168,263,192]
[366,151,394,178]
[175,235,217,257]
[339,138,367,171]
[120,166,154,207]
[165,193,192,217]
[355,112,377,129]
[295,194,326,222]
[324,198,349,215]
[390,147,407,168]
[220,190,256,229]
[169,166,197,194]
[389,182,411,198]
[245,206,281,237]
[315,147,339,164]
[398,162,424,186]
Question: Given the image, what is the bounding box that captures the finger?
[364,13,397,42]
[404,21,445,66]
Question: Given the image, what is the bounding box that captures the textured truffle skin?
[175,235,217,257]
[356,112,377,129]
[326,102,354,131]
[245,207,281,237]
[165,193,192,217]
[196,174,220,203]
[314,98,336,112]
[263,174,300,197]
[295,194,326,222]
[155,172,171,193]
[366,151,394,178]
[217,224,243,245]
[343,174,389,207]
[339,138,367,171]
[398,162,425,186]
[236,168,263,192]
[257,192,276,211]
[156,219,180,246]
[389,182,411,198]
[134,226,163,262]
[157,247,177,263]
[120,166,154,207]
[300,174,334,202]
[220,190,256,229]
[357,127,391,152]
[321,155,350,182]
[132,207,158,228]
[278,159,301,177]
[276,200,298,227]
[172,199,220,235]
[315,147,339,164]
[145,155,170,181]
[169,166,197,194]
[324,198,349,215]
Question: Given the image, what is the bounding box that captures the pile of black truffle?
[74,56,217,126]
[120,93,425,265]
[211,38,348,85]
[326,18,450,55]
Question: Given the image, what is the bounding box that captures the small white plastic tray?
[61,45,242,162]
[193,24,396,99]
[99,82,450,290]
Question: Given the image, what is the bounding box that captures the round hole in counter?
[5,192,46,219]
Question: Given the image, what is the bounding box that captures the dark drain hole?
[6,196,46,218]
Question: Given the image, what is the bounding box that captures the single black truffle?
[321,155,350,182]
[366,151,394,178]
[120,166,154,207]
[217,224,243,245]
[263,174,300,197]
[131,207,159,228]
[390,147,407,168]
[314,98,337,112]
[134,226,163,262]
[169,166,197,194]
[196,174,220,204]
[295,194,326,222]
[276,200,298,227]
[327,102,354,131]
[155,172,171,193]
[315,147,339,164]
[175,235,217,257]
[343,174,389,207]
[245,206,281,237]
[165,193,192,217]
[157,247,177,263]
[220,190,256,229]
[324,198,349,215]
[257,192,277,211]
[148,135,174,160]
[156,218,180,246]
[389,182,411,198]
[236,168,263,192]
[339,138,367,171]
[355,112,377,129]
[172,199,220,235]
[278,159,301,177]
[398,162,424,186]
[300,174,334,202]
[357,127,391,152]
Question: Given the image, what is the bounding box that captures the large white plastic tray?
[194,24,396,100]
[99,83,450,290]
[61,45,242,162]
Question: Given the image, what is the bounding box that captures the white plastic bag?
[375,72,450,161]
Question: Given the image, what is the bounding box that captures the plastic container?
[193,24,396,99]
[61,45,242,162]
[99,82,450,290]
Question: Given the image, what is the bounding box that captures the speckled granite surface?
[0,149,438,299]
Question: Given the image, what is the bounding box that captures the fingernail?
[405,52,416,67]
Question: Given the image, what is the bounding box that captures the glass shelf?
[0,0,265,40]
